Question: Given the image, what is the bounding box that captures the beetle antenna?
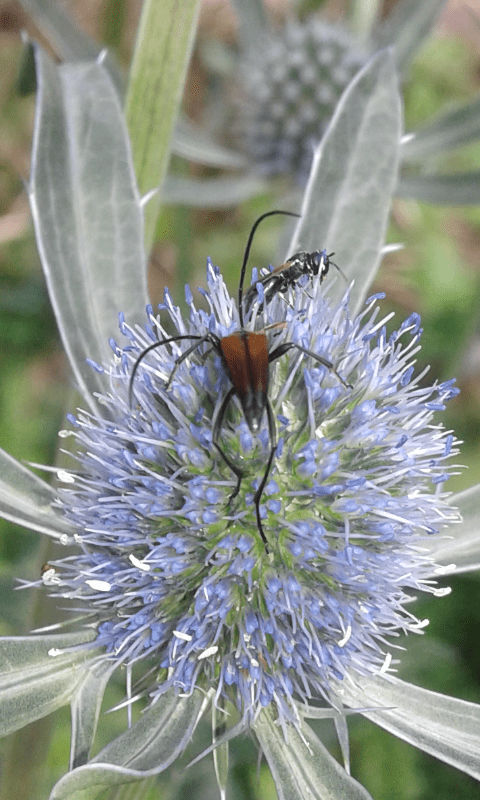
[238,210,300,327]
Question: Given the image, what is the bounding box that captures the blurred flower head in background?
[169,0,480,212]
[232,18,367,182]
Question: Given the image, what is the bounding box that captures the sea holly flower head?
[45,259,460,729]
[233,18,368,182]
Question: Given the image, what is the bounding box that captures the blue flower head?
[49,259,460,729]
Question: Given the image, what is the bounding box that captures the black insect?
[129,211,348,547]
[243,248,346,313]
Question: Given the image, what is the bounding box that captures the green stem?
[349,0,382,40]
[125,0,201,252]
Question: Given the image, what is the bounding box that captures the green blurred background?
[0,0,480,797]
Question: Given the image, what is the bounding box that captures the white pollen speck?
[433,586,452,597]
[42,569,60,586]
[58,429,73,439]
[48,648,64,657]
[379,652,392,674]
[86,579,112,592]
[57,469,75,483]
[60,534,70,546]
[73,534,83,544]
[129,554,151,571]
[197,645,218,660]
[173,630,192,641]
[434,563,456,575]
[337,626,352,647]
[251,658,259,667]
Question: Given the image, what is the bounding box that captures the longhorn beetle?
[129,211,349,547]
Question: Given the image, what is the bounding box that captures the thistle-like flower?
[44,259,460,730]
[234,18,367,182]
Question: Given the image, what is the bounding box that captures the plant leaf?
[287,49,401,316]
[173,117,248,169]
[29,46,148,415]
[0,631,97,737]
[401,94,480,161]
[18,0,123,92]
[426,483,480,574]
[397,171,480,204]
[340,674,480,780]
[0,447,74,539]
[162,174,268,207]
[254,707,374,800]
[372,0,447,73]
[48,691,207,799]
[91,690,206,769]
[125,0,201,249]
[212,702,229,800]
[70,662,116,769]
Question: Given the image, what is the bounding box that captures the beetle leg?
[165,333,221,390]
[212,386,244,502]
[268,341,351,389]
[252,398,277,549]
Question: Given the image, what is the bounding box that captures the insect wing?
[220,331,269,432]
[244,262,288,309]
[244,250,333,310]
[245,331,270,395]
